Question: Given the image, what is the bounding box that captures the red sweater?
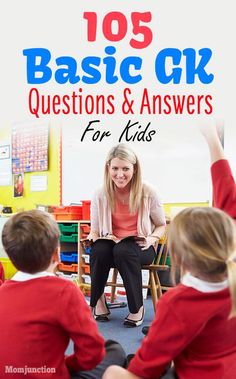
[128,284,236,379]
[0,262,4,285]
[0,276,105,378]
[211,159,236,220]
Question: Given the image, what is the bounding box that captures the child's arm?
[61,282,105,373]
[103,365,141,379]
[199,120,225,163]
[200,121,236,217]
[211,159,236,218]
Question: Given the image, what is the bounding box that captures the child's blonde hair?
[104,143,142,213]
[168,207,236,318]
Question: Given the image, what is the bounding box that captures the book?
[81,235,146,245]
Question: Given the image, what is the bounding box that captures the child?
[200,121,236,220]
[103,207,236,379]
[0,210,125,379]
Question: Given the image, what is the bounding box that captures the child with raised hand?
[103,207,236,379]
[200,120,236,219]
[0,210,125,379]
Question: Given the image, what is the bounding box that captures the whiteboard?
[61,118,212,204]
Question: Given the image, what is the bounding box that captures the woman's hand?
[87,232,99,242]
[135,236,157,250]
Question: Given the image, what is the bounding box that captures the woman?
[88,144,166,327]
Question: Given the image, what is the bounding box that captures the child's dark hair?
[168,207,236,318]
[2,210,60,274]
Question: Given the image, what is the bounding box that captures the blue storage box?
[60,252,78,263]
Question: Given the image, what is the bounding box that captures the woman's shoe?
[93,308,110,322]
[123,308,145,327]
[93,295,111,322]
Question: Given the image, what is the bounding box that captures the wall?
[0,125,61,211]
[61,121,213,205]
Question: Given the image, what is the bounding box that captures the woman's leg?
[113,239,155,313]
[90,239,115,308]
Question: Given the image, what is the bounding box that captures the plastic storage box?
[82,254,90,264]
[81,200,91,220]
[82,274,91,284]
[60,233,78,243]
[60,252,78,263]
[81,264,90,274]
[57,271,78,280]
[58,223,78,233]
[0,258,17,279]
[53,206,82,220]
[58,263,78,273]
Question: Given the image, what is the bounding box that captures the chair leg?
[110,268,118,303]
[149,271,158,312]
[154,270,162,298]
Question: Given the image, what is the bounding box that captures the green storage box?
[60,233,78,243]
[59,223,78,233]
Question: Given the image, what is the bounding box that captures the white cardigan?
[90,182,166,237]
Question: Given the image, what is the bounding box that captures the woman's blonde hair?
[168,207,236,318]
[104,144,142,213]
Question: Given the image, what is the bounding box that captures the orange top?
[112,200,138,239]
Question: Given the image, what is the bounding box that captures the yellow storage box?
[0,258,17,279]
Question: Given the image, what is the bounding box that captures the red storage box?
[80,223,90,239]
[80,224,90,233]
[53,206,82,220]
[81,200,91,220]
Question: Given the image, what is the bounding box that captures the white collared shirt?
[182,272,228,293]
[12,271,55,281]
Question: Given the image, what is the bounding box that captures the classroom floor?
[66,296,154,355]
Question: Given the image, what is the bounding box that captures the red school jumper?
[211,159,236,219]
[0,276,105,379]
[0,262,4,284]
[128,284,236,379]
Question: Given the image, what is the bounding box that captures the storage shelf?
[57,220,91,286]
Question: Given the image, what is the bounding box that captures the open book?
[81,235,146,247]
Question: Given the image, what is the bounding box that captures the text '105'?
[83,11,153,49]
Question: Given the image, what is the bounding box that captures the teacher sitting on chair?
[88,144,166,327]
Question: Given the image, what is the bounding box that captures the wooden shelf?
[56,220,91,287]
